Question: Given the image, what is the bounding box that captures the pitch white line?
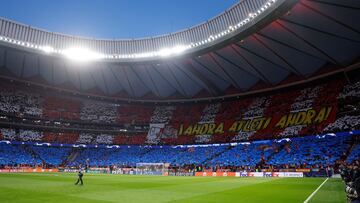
[303,178,329,203]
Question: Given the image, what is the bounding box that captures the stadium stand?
[0,77,359,145]
[80,102,117,124]
[0,144,42,166]
[208,142,274,167]
[32,146,72,167]
[267,135,350,167]
[0,128,16,140]
[347,144,360,164]
[42,132,80,144]
[43,96,81,120]
[0,133,358,171]
[0,75,359,173]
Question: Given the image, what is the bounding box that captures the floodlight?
[158,45,188,57]
[172,45,188,54]
[40,46,54,54]
[62,48,104,62]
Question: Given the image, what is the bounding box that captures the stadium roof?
[0,0,359,102]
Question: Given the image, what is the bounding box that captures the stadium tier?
[0,133,358,170]
[0,77,359,145]
[0,74,359,173]
[0,144,42,166]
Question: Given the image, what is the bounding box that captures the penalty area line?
[303,178,329,203]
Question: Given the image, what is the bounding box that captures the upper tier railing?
[0,0,287,60]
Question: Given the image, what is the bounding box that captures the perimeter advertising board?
[0,168,58,173]
[195,172,303,177]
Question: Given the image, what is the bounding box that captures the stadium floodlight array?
[0,0,278,62]
[62,48,105,62]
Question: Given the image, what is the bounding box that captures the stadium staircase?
[201,146,233,165]
[63,148,79,165]
[343,137,358,161]
[256,145,284,167]
[266,146,284,162]
[22,145,44,164]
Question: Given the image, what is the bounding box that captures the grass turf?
[0,173,346,203]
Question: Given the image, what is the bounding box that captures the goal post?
[135,163,169,176]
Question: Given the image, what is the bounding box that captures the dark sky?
[1,0,238,39]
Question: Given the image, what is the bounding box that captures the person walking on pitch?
[75,170,84,185]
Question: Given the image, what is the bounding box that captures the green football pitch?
[0,173,346,203]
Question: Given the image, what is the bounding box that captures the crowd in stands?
[0,58,360,176]
[243,96,270,118]
[0,76,358,145]
[279,125,305,138]
[80,102,117,123]
[291,86,322,111]
[117,105,153,125]
[76,133,94,144]
[19,130,43,142]
[323,80,360,132]
[0,129,57,143]
[69,147,148,167]
[0,90,43,116]
[0,128,148,146]
[199,104,220,123]
[346,134,360,164]
[43,96,80,120]
[339,81,360,99]
[324,115,360,132]
[209,142,275,167]
[0,144,41,166]
[347,144,360,164]
[267,135,350,167]
[0,128,16,140]
[77,133,114,144]
[42,132,79,144]
[150,106,175,124]
[276,87,322,138]
[0,134,358,172]
[140,146,227,167]
[195,134,212,143]
[32,146,72,167]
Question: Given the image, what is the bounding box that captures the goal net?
[135,163,169,176]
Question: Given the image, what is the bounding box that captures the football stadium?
[0,0,359,202]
